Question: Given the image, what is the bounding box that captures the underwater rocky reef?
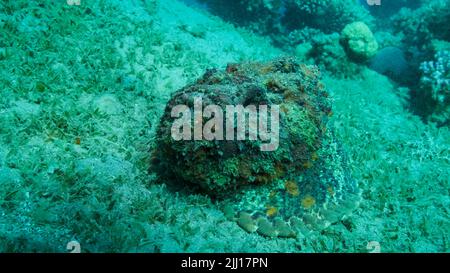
[194,0,450,125]
[0,0,448,253]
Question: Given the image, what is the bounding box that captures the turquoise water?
[0,0,448,253]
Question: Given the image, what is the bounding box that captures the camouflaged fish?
[151,57,361,238]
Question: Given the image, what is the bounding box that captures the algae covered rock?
[306,32,363,78]
[284,0,373,34]
[340,21,378,62]
[151,58,360,237]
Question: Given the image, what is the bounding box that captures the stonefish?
[151,57,360,237]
